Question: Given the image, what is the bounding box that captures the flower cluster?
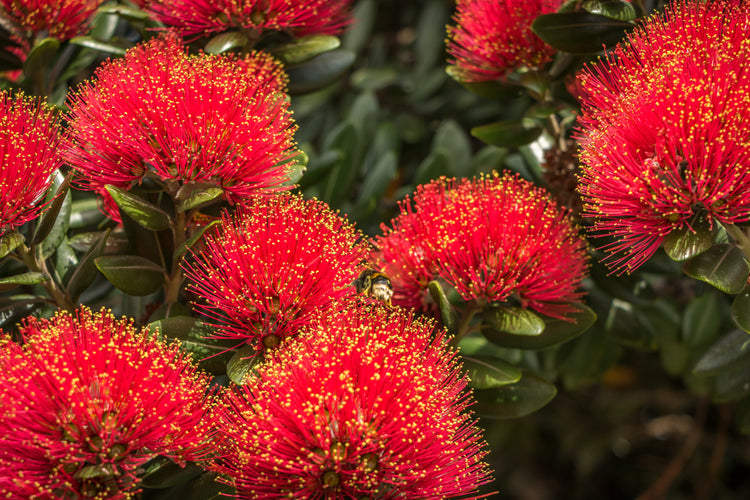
[64,34,298,219]
[0,308,217,499]
[447,0,563,82]
[0,0,103,47]
[373,172,588,319]
[213,304,492,498]
[577,0,750,273]
[0,90,61,237]
[146,0,352,39]
[183,194,370,354]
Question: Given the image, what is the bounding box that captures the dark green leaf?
[482,306,545,337]
[414,151,449,185]
[32,170,72,246]
[95,255,165,296]
[69,36,128,56]
[286,49,356,94]
[141,457,203,489]
[227,345,261,385]
[582,0,638,21]
[69,198,106,229]
[682,292,723,348]
[322,123,358,204]
[273,35,340,65]
[682,244,749,294]
[66,229,109,300]
[427,280,458,335]
[97,4,152,21]
[147,318,234,375]
[462,355,522,388]
[204,31,250,55]
[663,211,714,261]
[660,341,690,376]
[474,371,557,419]
[356,151,397,209]
[531,12,634,54]
[55,237,79,282]
[105,185,172,231]
[414,0,448,75]
[481,303,596,350]
[24,37,60,80]
[446,66,524,100]
[175,183,223,212]
[713,362,750,403]
[693,330,750,376]
[0,230,24,259]
[0,295,43,330]
[471,120,543,148]
[731,288,750,333]
[0,272,47,292]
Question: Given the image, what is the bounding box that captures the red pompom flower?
[64,34,298,219]
[0,308,218,499]
[447,0,563,82]
[146,0,352,39]
[577,0,750,273]
[212,304,493,498]
[0,90,61,237]
[0,0,103,47]
[373,172,589,319]
[183,194,370,355]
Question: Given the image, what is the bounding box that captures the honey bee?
[353,269,394,306]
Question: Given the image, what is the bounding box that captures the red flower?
[0,91,61,237]
[212,304,493,498]
[0,0,103,47]
[447,0,563,82]
[183,194,370,354]
[0,308,217,499]
[576,0,750,273]
[64,34,298,220]
[146,0,352,39]
[373,172,588,319]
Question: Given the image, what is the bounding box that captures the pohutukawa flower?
[0,0,104,48]
[213,304,493,498]
[447,0,563,82]
[183,193,370,355]
[0,90,61,237]
[0,308,218,499]
[146,0,353,39]
[576,0,750,273]
[373,172,589,319]
[64,34,298,220]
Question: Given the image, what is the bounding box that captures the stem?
[18,244,75,311]
[163,208,187,305]
[450,303,479,347]
[725,223,750,262]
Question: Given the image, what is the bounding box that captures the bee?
[353,269,394,306]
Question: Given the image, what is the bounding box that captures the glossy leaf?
[663,211,714,261]
[428,279,458,335]
[731,288,750,333]
[693,329,750,376]
[175,183,223,212]
[531,12,634,54]
[481,303,596,350]
[682,292,722,348]
[95,255,165,296]
[69,36,128,56]
[273,35,340,65]
[582,0,638,21]
[227,345,261,385]
[0,295,43,330]
[66,229,109,300]
[471,120,543,148]
[462,355,522,388]
[473,371,557,419]
[174,220,221,260]
[0,230,24,259]
[204,32,250,55]
[286,49,356,94]
[482,306,545,337]
[147,317,235,375]
[105,185,172,231]
[97,4,151,21]
[24,37,60,80]
[32,170,72,246]
[0,272,47,292]
[682,244,749,294]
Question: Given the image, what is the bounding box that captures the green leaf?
[713,362,750,403]
[531,12,634,54]
[682,244,749,294]
[278,149,309,187]
[462,355,522,388]
[55,237,79,283]
[105,185,172,231]
[582,0,638,21]
[32,170,72,246]
[693,329,750,376]
[66,229,109,300]
[174,220,221,260]
[682,292,723,348]
[414,150,449,185]
[24,37,60,80]
[227,345,261,385]
[660,341,690,376]
[446,66,524,100]
[732,288,750,334]
[427,280,458,335]
[175,183,223,212]
[147,317,235,375]
[273,35,340,65]
[482,306,545,337]
[473,371,557,419]
[414,0,448,75]
[481,303,596,350]
[69,36,128,56]
[141,458,203,489]
[286,49,356,94]
[471,120,543,148]
[97,4,152,21]
[663,211,714,261]
[204,31,250,55]
[95,255,165,296]
[0,272,47,292]
[0,230,24,259]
